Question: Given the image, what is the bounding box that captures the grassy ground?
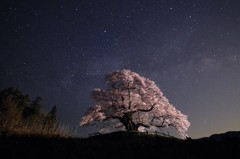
[1,131,240,159]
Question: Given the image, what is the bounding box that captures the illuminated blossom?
[80,69,190,138]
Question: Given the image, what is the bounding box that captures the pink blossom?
[80,69,190,138]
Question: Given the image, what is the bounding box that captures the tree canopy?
[80,69,190,138]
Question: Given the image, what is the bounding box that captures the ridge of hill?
[1,131,240,159]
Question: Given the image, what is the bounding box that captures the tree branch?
[102,93,118,104]
[127,82,132,109]
[103,115,121,121]
[138,103,156,112]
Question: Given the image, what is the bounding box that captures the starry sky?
[1,0,240,138]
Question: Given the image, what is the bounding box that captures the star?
[0,0,239,139]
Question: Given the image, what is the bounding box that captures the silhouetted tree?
[0,87,30,126]
[0,87,30,113]
[30,97,42,115]
[44,105,57,128]
[0,87,60,135]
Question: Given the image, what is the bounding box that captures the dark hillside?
[1,131,240,159]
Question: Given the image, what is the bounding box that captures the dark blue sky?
[1,0,240,138]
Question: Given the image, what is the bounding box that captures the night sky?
[1,0,240,138]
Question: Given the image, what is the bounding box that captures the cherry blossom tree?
[80,69,190,138]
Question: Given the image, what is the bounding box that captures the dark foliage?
[44,105,57,129]
[0,87,59,135]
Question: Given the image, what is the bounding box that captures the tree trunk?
[119,114,138,131]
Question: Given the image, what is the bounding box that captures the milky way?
[1,0,240,138]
